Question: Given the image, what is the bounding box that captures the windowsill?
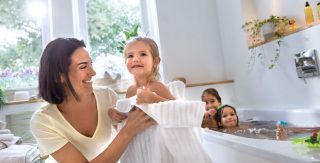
[4,98,44,105]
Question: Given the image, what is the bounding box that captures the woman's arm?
[51,108,155,163]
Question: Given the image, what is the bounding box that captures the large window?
[0,0,43,90]
[86,0,143,92]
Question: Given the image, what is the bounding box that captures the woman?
[30,38,155,163]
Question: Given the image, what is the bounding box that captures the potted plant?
[0,87,5,110]
[242,15,290,69]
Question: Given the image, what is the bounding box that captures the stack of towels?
[0,120,40,163]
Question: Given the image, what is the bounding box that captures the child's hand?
[108,107,127,123]
[136,87,156,104]
[204,109,217,120]
[276,125,288,140]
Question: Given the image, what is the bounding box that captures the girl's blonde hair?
[124,36,160,80]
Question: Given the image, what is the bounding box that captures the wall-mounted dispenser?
[295,49,320,78]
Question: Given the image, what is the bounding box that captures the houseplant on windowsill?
[242,15,290,69]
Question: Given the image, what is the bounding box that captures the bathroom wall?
[215,0,320,109]
[154,0,228,85]
[154,0,320,109]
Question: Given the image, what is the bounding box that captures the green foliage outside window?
[0,0,42,89]
[86,0,142,60]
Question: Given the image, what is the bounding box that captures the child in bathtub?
[201,88,222,129]
[214,105,319,140]
[108,36,175,122]
[216,104,239,129]
[276,123,320,141]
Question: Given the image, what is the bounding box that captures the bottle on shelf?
[304,1,314,25]
[317,2,320,20]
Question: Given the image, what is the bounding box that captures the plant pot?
[261,23,275,40]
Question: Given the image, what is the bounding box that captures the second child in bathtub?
[201,88,222,129]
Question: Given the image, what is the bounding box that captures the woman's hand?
[122,107,156,137]
[108,107,127,123]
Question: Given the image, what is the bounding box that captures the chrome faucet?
[295,49,320,79]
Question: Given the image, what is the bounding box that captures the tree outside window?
[0,0,42,90]
[86,0,143,92]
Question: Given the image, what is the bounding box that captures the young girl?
[108,36,175,123]
[216,104,239,129]
[201,88,222,129]
[112,36,212,163]
[124,36,175,103]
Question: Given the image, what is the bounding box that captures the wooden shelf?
[248,21,320,49]
[186,80,234,87]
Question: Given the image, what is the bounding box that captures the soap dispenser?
[304,1,314,25]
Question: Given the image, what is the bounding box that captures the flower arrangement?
[242,15,290,69]
[0,66,38,89]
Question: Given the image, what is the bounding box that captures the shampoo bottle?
[304,1,314,25]
[317,2,320,20]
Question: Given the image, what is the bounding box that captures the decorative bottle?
[317,2,320,20]
[304,1,314,25]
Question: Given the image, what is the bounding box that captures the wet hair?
[38,38,86,104]
[216,104,239,128]
[201,88,221,103]
[124,36,160,80]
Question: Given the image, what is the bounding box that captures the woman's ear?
[59,73,66,83]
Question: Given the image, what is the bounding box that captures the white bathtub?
[202,108,320,163]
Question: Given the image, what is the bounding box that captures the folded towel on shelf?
[1,136,22,148]
[0,144,40,163]
[0,129,11,134]
[0,134,14,141]
[0,121,6,130]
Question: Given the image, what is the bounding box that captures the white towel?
[1,136,22,148]
[0,144,40,163]
[0,129,11,134]
[0,134,14,141]
[0,121,6,130]
[166,80,186,100]
[117,99,212,163]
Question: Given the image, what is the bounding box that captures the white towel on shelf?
[0,121,6,130]
[0,129,11,134]
[116,99,211,163]
[0,144,40,163]
[0,134,14,141]
[1,136,22,148]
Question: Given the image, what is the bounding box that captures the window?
[0,0,44,90]
[85,0,143,92]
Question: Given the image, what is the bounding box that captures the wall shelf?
[248,21,320,49]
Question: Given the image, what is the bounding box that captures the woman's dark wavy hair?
[201,88,221,103]
[216,104,239,128]
[38,38,86,104]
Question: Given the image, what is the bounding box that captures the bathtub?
[202,108,320,163]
